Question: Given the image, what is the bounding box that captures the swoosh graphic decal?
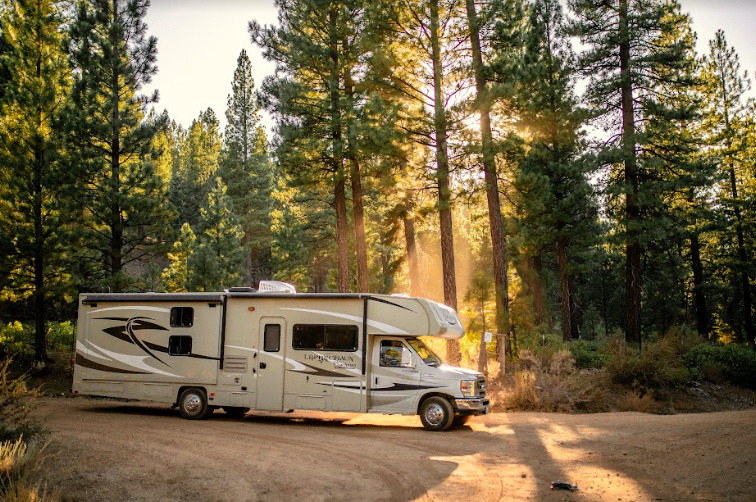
[126,317,168,366]
[281,308,409,335]
[371,383,444,392]
[75,352,148,374]
[79,340,182,377]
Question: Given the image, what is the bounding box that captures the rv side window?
[170,307,194,327]
[169,335,192,356]
[264,324,281,352]
[292,324,358,351]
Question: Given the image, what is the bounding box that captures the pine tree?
[63,0,174,292]
[171,108,222,228]
[640,9,713,336]
[187,178,246,291]
[511,0,595,342]
[219,50,273,287]
[464,0,512,357]
[161,222,195,292]
[252,0,396,293]
[380,0,466,364]
[568,0,695,345]
[0,0,70,364]
[701,30,755,345]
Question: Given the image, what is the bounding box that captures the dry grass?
[0,437,56,501]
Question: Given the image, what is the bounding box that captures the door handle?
[260,362,267,369]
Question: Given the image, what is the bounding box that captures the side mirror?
[401,347,413,367]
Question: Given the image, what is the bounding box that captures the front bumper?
[454,397,490,416]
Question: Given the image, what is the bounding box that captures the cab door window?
[380,340,407,367]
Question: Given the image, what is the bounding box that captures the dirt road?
[38,397,755,501]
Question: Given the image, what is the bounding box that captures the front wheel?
[179,388,211,420]
[419,397,454,431]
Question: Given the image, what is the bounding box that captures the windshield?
[407,338,443,367]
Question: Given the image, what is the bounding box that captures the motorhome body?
[72,286,489,431]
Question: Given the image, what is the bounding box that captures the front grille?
[477,377,487,398]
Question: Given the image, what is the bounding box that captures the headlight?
[460,379,476,398]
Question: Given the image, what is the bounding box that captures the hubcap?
[425,403,445,426]
[184,393,202,414]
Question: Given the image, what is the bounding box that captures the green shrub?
[46,321,75,353]
[606,337,691,395]
[569,340,610,369]
[0,323,33,363]
[684,343,756,390]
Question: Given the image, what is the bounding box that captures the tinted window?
[292,324,358,351]
[170,307,194,327]
[264,324,281,352]
[169,335,192,355]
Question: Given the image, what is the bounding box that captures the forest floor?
[36,397,756,502]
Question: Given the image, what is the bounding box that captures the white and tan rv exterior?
[72,281,489,431]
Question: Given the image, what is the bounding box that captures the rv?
[72,282,489,431]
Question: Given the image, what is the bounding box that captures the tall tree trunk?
[689,229,709,337]
[558,237,572,342]
[343,70,369,292]
[728,164,754,344]
[619,0,641,347]
[478,298,488,374]
[34,140,47,365]
[110,0,123,292]
[329,5,349,292]
[429,0,459,365]
[402,202,420,296]
[569,275,581,339]
[531,254,545,327]
[350,157,368,291]
[466,0,510,366]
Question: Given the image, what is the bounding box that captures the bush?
[0,359,44,443]
[684,343,756,390]
[606,336,691,396]
[569,340,609,369]
[504,349,606,412]
[0,323,33,363]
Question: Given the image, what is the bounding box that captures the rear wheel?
[419,397,454,431]
[178,388,211,420]
[223,406,249,418]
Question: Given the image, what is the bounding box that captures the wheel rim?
[184,393,202,414]
[425,403,445,426]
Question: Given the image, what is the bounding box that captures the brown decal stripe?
[371,383,444,392]
[75,353,149,374]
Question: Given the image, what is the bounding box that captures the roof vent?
[228,287,256,293]
[258,280,297,294]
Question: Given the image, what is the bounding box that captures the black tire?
[178,388,211,420]
[419,396,454,431]
[223,406,250,418]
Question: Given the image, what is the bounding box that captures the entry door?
[256,317,286,410]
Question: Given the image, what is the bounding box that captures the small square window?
[169,335,192,356]
[170,307,193,327]
[264,324,281,352]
